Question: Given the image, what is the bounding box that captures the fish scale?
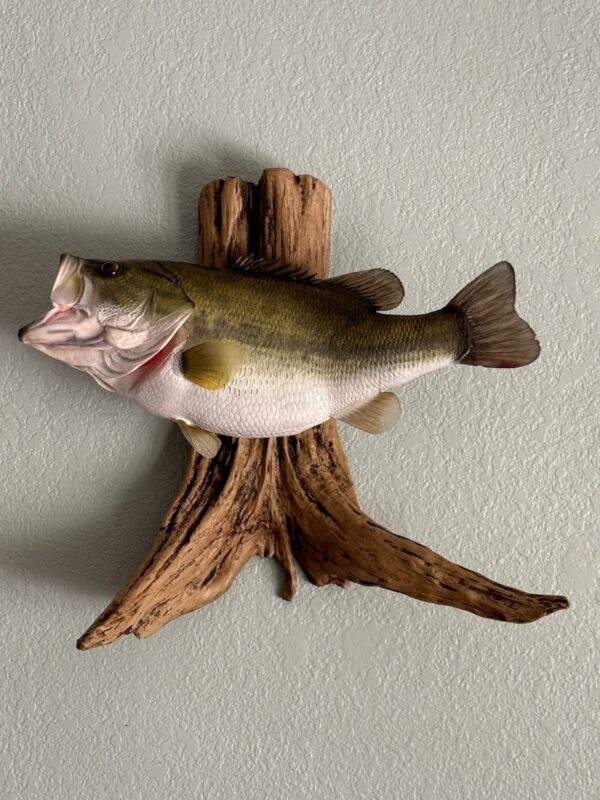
[125,268,463,437]
[19,255,540,455]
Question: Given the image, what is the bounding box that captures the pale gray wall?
[1,1,598,798]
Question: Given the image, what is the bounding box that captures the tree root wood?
[77,168,568,649]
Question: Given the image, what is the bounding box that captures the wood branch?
[77,167,568,649]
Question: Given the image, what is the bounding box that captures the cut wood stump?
[77,168,568,649]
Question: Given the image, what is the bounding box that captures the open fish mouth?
[18,254,105,349]
[19,252,195,388]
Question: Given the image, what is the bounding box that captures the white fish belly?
[128,358,333,437]
[125,351,455,438]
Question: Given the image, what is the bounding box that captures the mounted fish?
[21,169,565,649]
[19,255,539,458]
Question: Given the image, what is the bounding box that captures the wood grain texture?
[77,167,568,650]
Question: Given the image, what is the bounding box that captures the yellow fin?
[177,421,221,458]
[336,392,401,434]
[181,340,244,390]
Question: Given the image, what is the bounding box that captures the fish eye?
[99,261,122,278]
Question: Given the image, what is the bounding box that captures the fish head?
[19,254,194,387]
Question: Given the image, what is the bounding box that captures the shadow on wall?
[1,140,272,331]
[3,425,189,596]
[0,142,272,597]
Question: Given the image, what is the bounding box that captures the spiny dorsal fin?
[335,391,401,434]
[177,421,221,458]
[324,269,404,311]
[181,340,244,390]
[230,255,318,283]
[231,257,404,311]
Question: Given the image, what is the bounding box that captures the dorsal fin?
[230,255,317,283]
[324,269,404,311]
[230,257,404,312]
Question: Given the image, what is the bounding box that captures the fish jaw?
[18,306,105,346]
[18,305,108,370]
[51,253,86,307]
[19,253,107,366]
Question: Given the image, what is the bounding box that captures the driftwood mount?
[77,168,568,649]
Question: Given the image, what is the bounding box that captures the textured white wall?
[1,1,598,798]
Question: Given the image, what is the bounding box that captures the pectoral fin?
[336,392,401,434]
[181,340,244,390]
[177,421,221,458]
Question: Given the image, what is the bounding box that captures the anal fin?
[177,421,221,458]
[335,392,401,434]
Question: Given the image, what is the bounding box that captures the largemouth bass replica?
[19,254,539,457]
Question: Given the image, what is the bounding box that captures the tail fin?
[449,262,540,368]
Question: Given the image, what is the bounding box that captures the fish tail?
[448,262,540,368]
